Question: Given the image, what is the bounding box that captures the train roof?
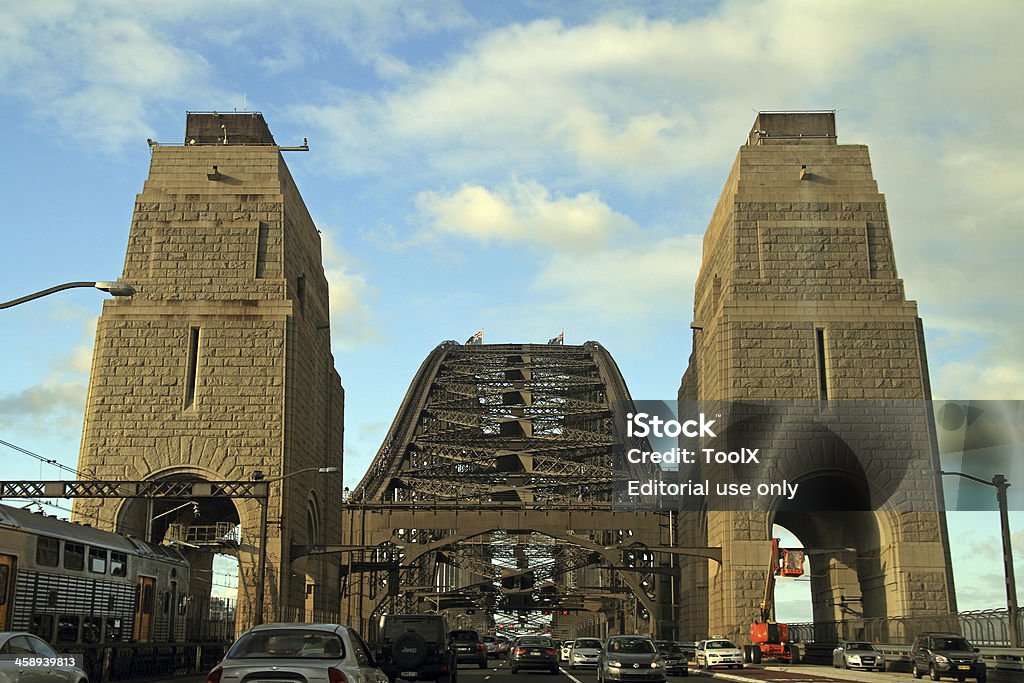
[0,503,188,565]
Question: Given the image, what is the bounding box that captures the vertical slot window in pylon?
[815,327,829,406]
[184,326,201,409]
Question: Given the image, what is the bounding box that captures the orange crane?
[746,538,804,664]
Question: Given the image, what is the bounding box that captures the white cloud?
[320,227,379,350]
[415,179,635,250]
[532,234,702,322]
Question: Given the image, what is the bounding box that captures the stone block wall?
[74,115,344,629]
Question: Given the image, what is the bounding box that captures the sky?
[1,0,1022,623]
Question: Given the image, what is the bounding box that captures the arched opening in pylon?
[115,474,245,639]
[771,469,888,642]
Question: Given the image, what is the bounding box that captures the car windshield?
[657,642,683,654]
[575,639,601,649]
[519,637,552,647]
[450,630,479,641]
[609,638,657,653]
[227,629,345,659]
[846,643,878,652]
[933,637,971,651]
[706,641,737,650]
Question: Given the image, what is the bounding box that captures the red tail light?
[543,649,557,656]
[515,648,527,655]
[205,670,222,683]
[476,643,484,650]
[329,667,349,683]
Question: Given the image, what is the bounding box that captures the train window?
[110,551,127,577]
[30,613,54,640]
[83,616,102,644]
[178,594,189,615]
[88,547,108,574]
[0,564,8,604]
[163,591,171,614]
[36,536,60,567]
[64,541,85,571]
[142,583,155,614]
[57,615,80,643]
[106,617,124,642]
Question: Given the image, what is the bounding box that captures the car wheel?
[977,676,986,683]
[913,663,922,679]
[682,669,688,677]
[930,665,942,681]
[550,667,559,675]
[479,660,487,670]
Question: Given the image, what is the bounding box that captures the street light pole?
[252,466,339,626]
[1,281,135,309]
[939,470,1019,647]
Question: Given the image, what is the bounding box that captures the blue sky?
[1,0,1022,622]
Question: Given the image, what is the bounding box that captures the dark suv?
[911,632,986,683]
[450,629,488,668]
[377,614,457,683]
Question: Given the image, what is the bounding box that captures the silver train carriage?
[0,503,189,645]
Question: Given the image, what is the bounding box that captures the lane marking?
[560,668,585,683]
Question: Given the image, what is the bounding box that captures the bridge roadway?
[146,660,1016,683]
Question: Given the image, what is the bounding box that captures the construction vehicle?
[744,538,804,664]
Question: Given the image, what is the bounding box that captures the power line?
[0,438,93,479]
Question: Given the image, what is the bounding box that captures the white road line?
[560,668,584,683]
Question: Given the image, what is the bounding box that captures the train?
[0,502,189,646]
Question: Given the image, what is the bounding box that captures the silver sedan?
[206,623,390,683]
[0,631,89,683]
[832,641,886,671]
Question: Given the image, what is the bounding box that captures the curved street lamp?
[252,466,339,625]
[939,470,1018,647]
[1,281,135,309]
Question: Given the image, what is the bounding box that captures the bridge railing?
[787,608,1021,647]
[783,609,1024,673]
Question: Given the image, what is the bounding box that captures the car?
[569,637,603,669]
[496,635,511,658]
[483,635,499,659]
[598,635,666,683]
[376,614,456,683]
[694,639,743,669]
[655,641,689,676]
[450,629,487,669]
[510,635,559,674]
[560,639,575,661]
[833,641,886,671]
[0,631,90,683]
[675,642,696,662]
[205,622,389,683]
[911,633,986,682]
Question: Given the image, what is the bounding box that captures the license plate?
[957,666,970,671]
[530,651,542,656]
[403,672,418,677]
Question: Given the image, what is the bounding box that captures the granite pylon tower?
[677,112,956,642]
[74,112,344,629]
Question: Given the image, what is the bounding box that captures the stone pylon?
[74,112,344,630]
[677,112,956,643]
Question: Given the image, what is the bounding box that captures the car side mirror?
[973,648,980,653]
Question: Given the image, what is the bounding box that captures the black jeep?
[377,614,457,683]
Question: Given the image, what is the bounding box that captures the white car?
[569,637,603,669]
[695,639,744,669]
[560,639,575,661]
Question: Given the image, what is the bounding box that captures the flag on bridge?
[466,330,484,346]
[548,331,564,345]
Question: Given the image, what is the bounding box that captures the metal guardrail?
[872,645,1024,673]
